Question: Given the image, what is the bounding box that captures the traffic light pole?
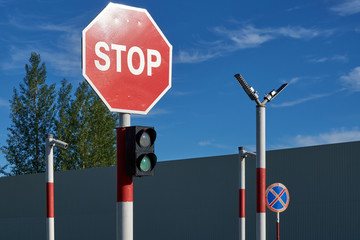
[117,113,133,240]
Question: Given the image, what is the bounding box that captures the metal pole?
[234,73,287,240]
[117,113,133,240]
[46,134,55,240]
[238,147,246,240]
[256,105,266,240]
[277,212,280,240]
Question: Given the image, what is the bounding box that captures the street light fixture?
[234,74,260,104]
[234,73,288,106]
[263,83,288,104]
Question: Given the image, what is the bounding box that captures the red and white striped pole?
[45,135,68,240]
[46,134,55,240]
[116,113,133,240]
[256,105,266,240]
[238,147,246,240]
[234,74,287,240]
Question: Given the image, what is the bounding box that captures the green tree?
[69,81,92,169]
[54,78,73,171]
[2,52,56,175]
[55,81,117,170]
[1,53,117,175]
[87,87,117,167]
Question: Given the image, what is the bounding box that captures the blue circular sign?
[265,183,289,213]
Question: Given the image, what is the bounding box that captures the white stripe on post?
[116,202,133,239]
[47,218,55,240]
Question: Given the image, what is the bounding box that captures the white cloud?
[176,24,333,64]
[309,55,348,63]
[330,0,360,16]
[340,66,360,92]
[1,43,81,77]
[216,25,274,49]
[272,87,347,108]
[1,14,82,77]
[214,25,328,50]
[198,140,231,150]
[332,55,349,62]
[309,57,328,63]
[288,77,301,84]
[0,98,9,107]
[285,6,303,12]
[0,45,30,71]
[293,128,360,146]
[272,92,332,107]
[174,50,218,64]
[275,26,325,39]
[199,140,212,146]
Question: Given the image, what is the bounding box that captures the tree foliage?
[1,52,118,175]
[2,52,56,175]
[56,81,117,170]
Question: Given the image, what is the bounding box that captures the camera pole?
[45,134,68,240]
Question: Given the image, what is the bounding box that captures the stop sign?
[82,2,172,114]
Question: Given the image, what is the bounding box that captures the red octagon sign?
[82,2,172,114]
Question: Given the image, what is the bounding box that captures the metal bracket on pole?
[240,150,256,159]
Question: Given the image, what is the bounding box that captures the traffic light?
[125,126,157,177]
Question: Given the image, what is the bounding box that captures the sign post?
[82,2,172,240]
[265,183,290,240]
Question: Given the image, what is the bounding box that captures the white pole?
[277,212,280,240]
[46,134,55,240]
[256,105,266,240]
[117,113,133,240]
[238,147,246,240]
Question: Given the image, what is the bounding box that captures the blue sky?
[0,0,360,167]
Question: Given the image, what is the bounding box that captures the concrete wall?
[1,141,360,239]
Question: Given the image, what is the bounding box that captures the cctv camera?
[51,139,68,149]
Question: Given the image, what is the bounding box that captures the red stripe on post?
[239,189,245,218]
[256,168,266,213]
[47,182,54,218]
[116,127,133,202]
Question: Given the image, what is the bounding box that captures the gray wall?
[1,141,360,239]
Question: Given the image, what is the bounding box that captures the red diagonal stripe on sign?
[269,188,286,207]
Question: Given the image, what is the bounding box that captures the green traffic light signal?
[125,126,157,177]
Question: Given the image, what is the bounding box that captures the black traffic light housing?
[125,126,157,177]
